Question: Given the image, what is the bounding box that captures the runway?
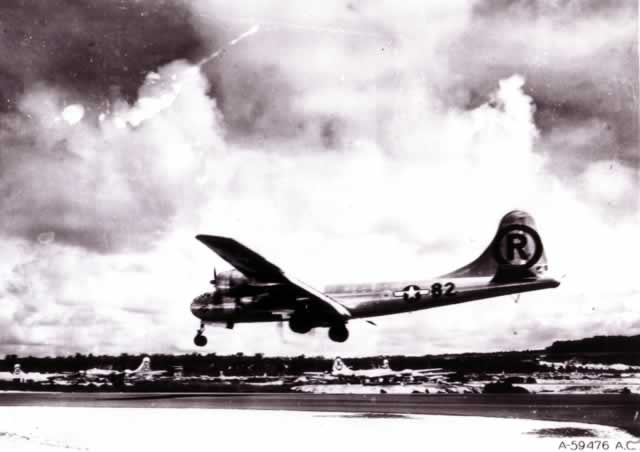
[1,392,639,436]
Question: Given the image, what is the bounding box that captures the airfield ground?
[0,402,638,452]
[1,392,638,437]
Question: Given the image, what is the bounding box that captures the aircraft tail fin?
[442,210,549,283]
[12,364,25,382]
[332,357,350,374]
[130,357,151,374]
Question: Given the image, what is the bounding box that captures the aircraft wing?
[407,368,447,375]
[0,372,14,381]
[196,235,351,321]
[196,235,284,281]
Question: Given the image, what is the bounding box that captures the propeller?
[209,267,225,305]
[276,320,290,344]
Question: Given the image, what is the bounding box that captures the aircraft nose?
[191,296,205,318]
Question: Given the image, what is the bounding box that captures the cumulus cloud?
[0,0,637,357]
[0,60,223,252]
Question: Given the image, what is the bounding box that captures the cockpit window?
[195,292,213,303]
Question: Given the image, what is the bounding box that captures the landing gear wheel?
[194,334,208,347]
[289,314,312,334]
[328,324,349,343]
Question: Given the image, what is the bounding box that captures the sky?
[0,0,638,357]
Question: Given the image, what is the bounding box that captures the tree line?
[3,334,637,375]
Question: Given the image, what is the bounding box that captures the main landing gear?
[288,313,313,334]
[289,312,350,342]
[328,324,349,343]
[194,322,207,347]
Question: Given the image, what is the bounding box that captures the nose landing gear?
[194,322,207,347]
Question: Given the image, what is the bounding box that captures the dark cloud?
[445,0,638,170]
[0,0,205,108]
[472,0,635,17]
[190,0,638,173]
[203,44,352,147]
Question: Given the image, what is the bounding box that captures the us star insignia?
[393,285,430,301]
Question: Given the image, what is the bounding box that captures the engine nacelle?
[191,294,239,321]
[214,269,248,291]
[191,269,257,321]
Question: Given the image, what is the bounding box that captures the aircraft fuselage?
[191,275,559,324]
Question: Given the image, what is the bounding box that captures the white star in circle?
[405,286,419,300]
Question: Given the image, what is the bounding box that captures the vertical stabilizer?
[332,357,351,375]
[442,210,549,283]
[131,356,152,374]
